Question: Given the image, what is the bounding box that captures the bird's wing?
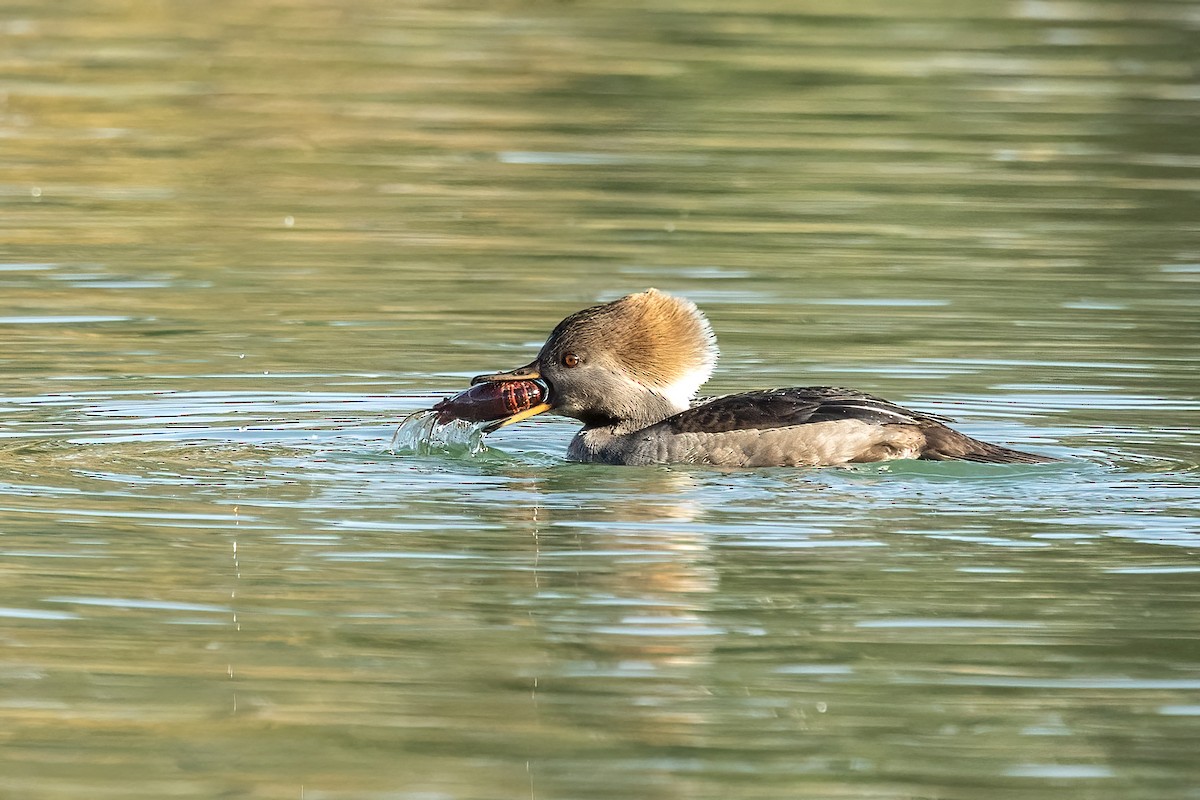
[668,387,950,433]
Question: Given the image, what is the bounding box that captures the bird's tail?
[918,422,1059,464]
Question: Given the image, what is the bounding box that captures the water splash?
[390,409,488,457]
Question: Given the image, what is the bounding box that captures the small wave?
[390,409,488,457]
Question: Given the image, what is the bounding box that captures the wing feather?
[668,387,948,434]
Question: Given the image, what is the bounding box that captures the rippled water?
[2,1,1199,798]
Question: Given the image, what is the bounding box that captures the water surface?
[2,1,1198,798]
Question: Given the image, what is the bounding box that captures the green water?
[2,1,1198,798]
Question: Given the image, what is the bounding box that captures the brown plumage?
[539,289,717,405]
[917,422,1059,464]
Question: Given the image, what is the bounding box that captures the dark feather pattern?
[669,387,949,434]
[666,386,1058,464]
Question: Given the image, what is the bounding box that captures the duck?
[470,289,1058,467]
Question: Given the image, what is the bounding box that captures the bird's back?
[568,387,1056,467]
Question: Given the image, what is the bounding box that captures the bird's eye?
[562,353,580,368]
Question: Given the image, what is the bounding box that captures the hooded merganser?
[471,289,1058,467]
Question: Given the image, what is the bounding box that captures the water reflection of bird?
[473,289,1058,467]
